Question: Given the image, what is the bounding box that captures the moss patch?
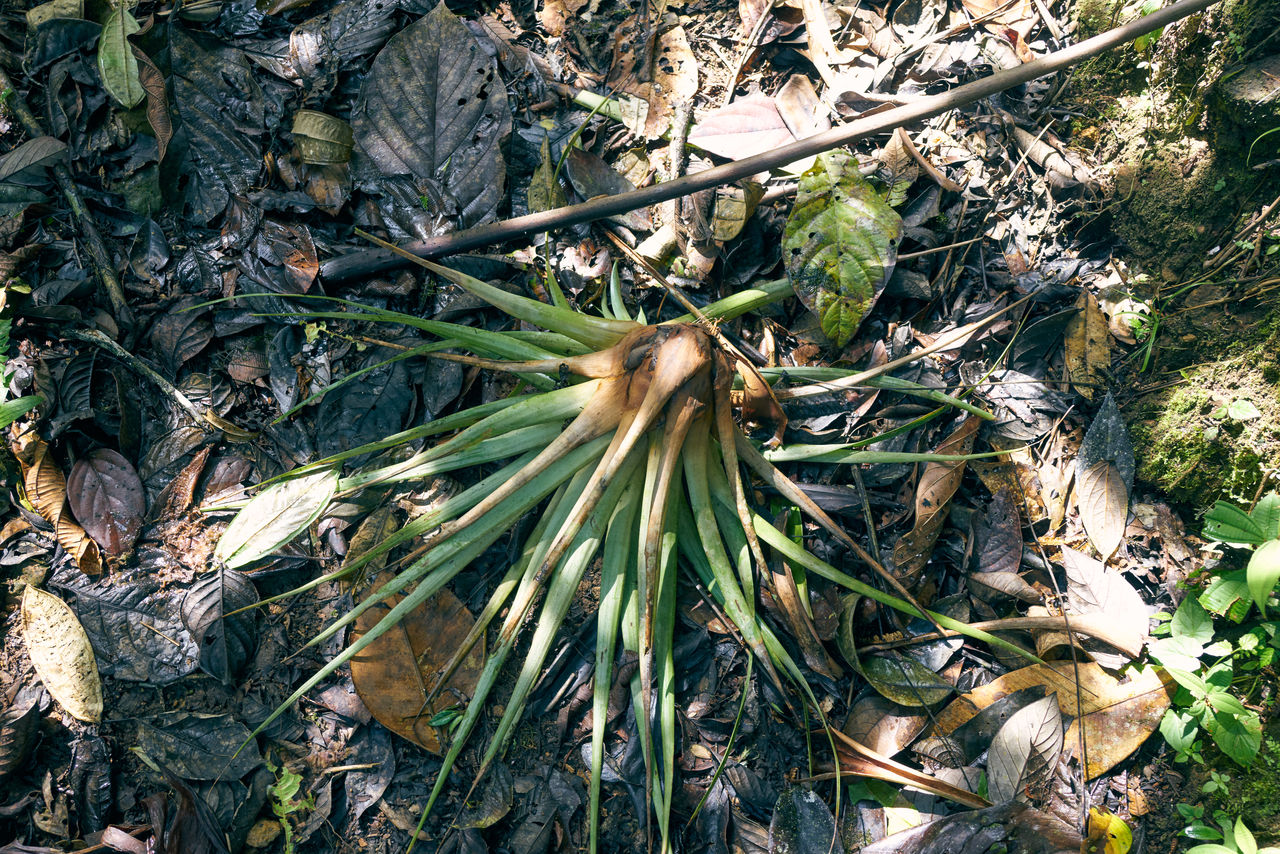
[1127,313,1280,507]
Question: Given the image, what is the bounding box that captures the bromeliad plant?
[214,256,1029,851]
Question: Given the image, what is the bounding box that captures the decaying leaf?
[857,802,1080,854]
[350,584,485,754]
[860,652,954,707]
[214,467,339,569]
[21,586,103,723]
[352,3,511,227]
[844,694,928,756]
[182,569,259,685]
[1061,546,1148,667]
[0,700,40,780]
[527,138,566,214]
[1064,290,1108,402]
[784,150,903,346]
[67,448,146,557]
[688,94,796,161]
[933,661,1172,780]
[892,415,981,584]
[986,693,1063,804]
[20,437,103,576]
[135,713,263,780]
[1077,461,1127,561]
[605,16,698,139]
[769,788,842,854]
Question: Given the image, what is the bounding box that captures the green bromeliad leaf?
[783,151,902,346]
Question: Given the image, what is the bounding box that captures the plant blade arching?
[212,255,1027,849]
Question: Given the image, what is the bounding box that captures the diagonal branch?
[320,0,1219,282]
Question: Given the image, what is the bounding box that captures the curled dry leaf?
[350,583,485,754]
[20,437,103,576]
[1060,545,1148,668]
[67,448,146,557]
[21,586,103,723]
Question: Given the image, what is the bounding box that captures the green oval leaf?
[215,468,339,569]
[97,9,145,109]
[783,150,902,346]
[1247,539,1280,613]
[1204,500,1266,545]
[860,651,953,707]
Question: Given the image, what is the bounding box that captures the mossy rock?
[1128,314,1280,507]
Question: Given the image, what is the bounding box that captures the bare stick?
[320,0,1219,282]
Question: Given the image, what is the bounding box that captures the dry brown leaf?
[843,693,927,756]
[606,17,698,139]
[21,586,103,723]
[1064,290,1108,402]
[67,448,146,557]
[1076,460,1127,561]
[688,94,796,161]
[538,0,590,37]
[350,582,485,754]
[933,661,1171,780]
[892,415,981,585]
[20,439,103,576]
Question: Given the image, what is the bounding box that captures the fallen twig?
[320,0,1219,283]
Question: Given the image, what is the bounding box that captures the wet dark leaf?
[352,3,511,227]
[769,787,844,854]
[345,725,394,823]
[0,137,67,181]
[563,148,650,230]
[170,27,266,224]
[181,569,259,684]
[268,325,302,412]
[316,352,413,458]
[135,712,262,780]
[0,700,40,780]
[64,568,200,684]
[67,449,146,556]
[150,300,214,377]
[70,735,112,833]
[858,803,1079,854]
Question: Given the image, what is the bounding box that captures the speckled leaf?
[215,467,338,569]
[352,3,510,227]
[769,788,843,854]
[783,150,901,346]
[21,586,103,723]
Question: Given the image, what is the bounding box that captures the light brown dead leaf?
[1064,290,1108,402]
[892,415,981,585]
[21,586,103,722]
[350,582,485,754]
[606,16,698,139]
[1076,459,1127,561]
[933,661,1171,780]
[17,437,103,576]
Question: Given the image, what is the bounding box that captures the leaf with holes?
[21,586,103,723]
[352,3,510,227]
[67,449,146,557]
[182,569,259,685]
[214,467,339,569]
[987,693,1063,804]
[783,150,902,346]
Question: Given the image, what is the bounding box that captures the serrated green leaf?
[1204,500,1266,545]
[783,150,902,346]
[215,468,339,569]
[97,9,145,109]
[859,651,953,706]
[1248,540,1280,614]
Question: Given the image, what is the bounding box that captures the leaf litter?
[0,0,1245,849]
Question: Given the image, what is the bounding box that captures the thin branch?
[320,0,1219,283]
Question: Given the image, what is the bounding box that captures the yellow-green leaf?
[783,150,902,346]
[98,8,145,108]
[21,586,103,723]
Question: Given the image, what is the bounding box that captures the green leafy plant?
[267,759,315,854]
[1177,802,1280,854]
[214,257,1032,852]
[0,316,43,430]
[1153,494,1280,767]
